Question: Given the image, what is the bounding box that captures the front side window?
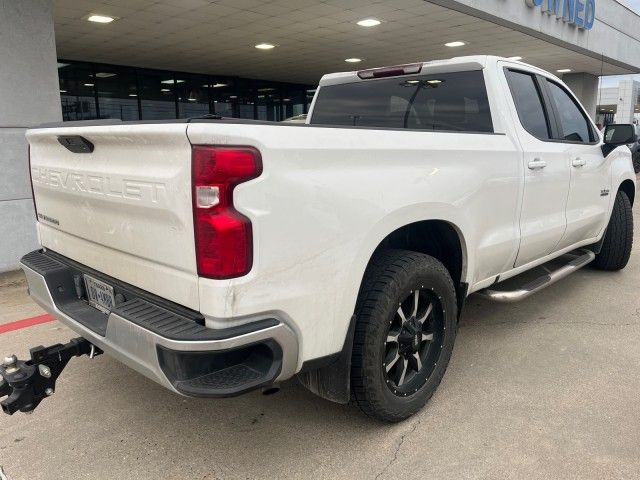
[310,70,493,132]
[545,80,593,143]
[505,70,551,140]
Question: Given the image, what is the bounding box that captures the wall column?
[614,79,637,124]
[0,0,61,272]
[562,72,599,121]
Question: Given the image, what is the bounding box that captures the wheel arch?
[367,219,467,286]
[619,179,635,206]
[297,218,469,405]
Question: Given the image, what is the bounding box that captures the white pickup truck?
[4,56,636,422]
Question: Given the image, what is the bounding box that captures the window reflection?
[57,60,312,122]
[139,71,177,120]
[95,66,139,120]
[59,63,98,121]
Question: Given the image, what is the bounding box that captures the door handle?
[572,157,586,167]
[528,158,547,170]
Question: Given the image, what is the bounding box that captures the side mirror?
[602,124,638,157]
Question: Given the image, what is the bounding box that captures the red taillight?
[192,146,262,279]
[357,63,422,79]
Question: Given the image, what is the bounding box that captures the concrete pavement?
[0,204,638,480]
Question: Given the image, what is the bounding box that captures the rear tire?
[593,190,633,271]
[351,250,457,422]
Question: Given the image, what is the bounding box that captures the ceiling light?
[87,14,115,23]
[95,72,116,78]
[255,43,276,50]
[161,88,171,92]
[187,98,197,101]
[557,68,572,73]
[161,79,184,84]
[283,98,291,102]
[426,79,443,84]
[507,56,523,61]
[357,18,381,27]
[84,83,94,87]
[128,93,137,97]
[445,41,466,47]
[59,90,67,93]
[212,83,228,88]
[345,58,362,63]
[405,80,420,84]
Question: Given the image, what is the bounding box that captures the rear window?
[310,70,493,133]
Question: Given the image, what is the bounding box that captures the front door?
[541,79,610,249]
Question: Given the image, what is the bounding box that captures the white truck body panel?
[24,56,636,372]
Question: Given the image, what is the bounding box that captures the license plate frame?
[83,274,115,314]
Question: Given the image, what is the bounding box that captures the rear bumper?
[20,249,298,397]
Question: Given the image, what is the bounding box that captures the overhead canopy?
[53,0,640,84]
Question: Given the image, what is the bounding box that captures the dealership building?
[2,0,640,271]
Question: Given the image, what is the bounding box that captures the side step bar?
[477,249,596,303]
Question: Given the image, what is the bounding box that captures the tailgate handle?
[57,135,94,154]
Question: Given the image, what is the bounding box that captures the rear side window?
[310,70,493,132]
[545,80,594,143]
[505,70,551,140]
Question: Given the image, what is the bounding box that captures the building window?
[139,70,178,120]
[94,65,140,121]
[57,59,312,122]
[58,63,98,121]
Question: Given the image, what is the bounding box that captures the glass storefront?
[58,60,313,122]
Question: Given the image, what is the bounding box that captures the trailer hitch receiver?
[0,337,101,415]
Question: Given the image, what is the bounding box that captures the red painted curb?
[0,314,55,334]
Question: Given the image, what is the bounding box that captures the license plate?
[83,274,115,314]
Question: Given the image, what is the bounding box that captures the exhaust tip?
[261,384,280,396]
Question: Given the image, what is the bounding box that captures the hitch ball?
[2,355,17,368]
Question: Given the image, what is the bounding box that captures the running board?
[477,249,596,303]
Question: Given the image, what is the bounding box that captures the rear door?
[504,68,571,267]
[541,78,609,248]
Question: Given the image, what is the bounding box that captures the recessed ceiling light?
[161,79,185,84]
[212,83,228,88]
[445,41,466,47]
[128,93,137,97]
[95,72,116,78]
[405,80,420,84]
[427,79,443,84]
[59,89,67,93]
[84,83,94,87]
[161,88,171,92]
[283,98,291,102]
[255,43,276,50]
[557,68,572,73]
[87,14,116,24]
[507,56,523,61]
[357,18,381,27]
[345,58,362,63]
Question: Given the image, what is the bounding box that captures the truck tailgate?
[26,123,199,310]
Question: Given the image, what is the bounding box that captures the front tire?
[593,190,633,271]
[351,250,457,422]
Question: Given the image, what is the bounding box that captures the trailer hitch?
[0,337,101,415]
